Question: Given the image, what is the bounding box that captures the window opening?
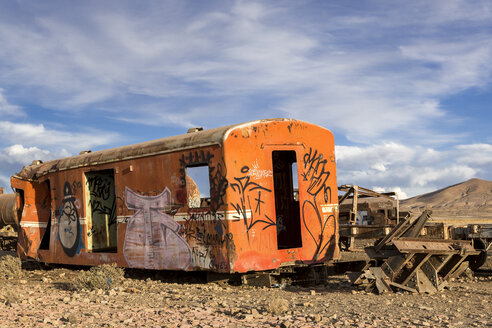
[85,170,117,252]
[186,165,211,208]
[292,162,299,201]
[272,151,302,249]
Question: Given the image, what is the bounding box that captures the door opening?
[272,151,302,249]
[39,181,51,250]
[85,170,117,252]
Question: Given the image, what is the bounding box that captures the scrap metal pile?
[350,210,479,294]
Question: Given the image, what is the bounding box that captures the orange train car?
[11,119,340,273]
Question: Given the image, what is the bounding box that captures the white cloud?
[0,120,121,190]
[0,1,490,139]
[0,88,23,117]
[373,186,408,200]
[0,0,490,195]
[455,144,492,166]
[336,142,488,198]
[0,175,11,191]
[3,144,50,165]
[0,121,119,151]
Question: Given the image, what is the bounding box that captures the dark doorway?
[85,170,117,252]
[272,151,302,249]
[39,181,51,250]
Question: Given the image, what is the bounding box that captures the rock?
[243,314,254,321]
[418,306,433,311]
[280,321,292,328]
[251,308,260,317]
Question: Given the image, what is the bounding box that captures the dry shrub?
[266,297,290,315]
[0,255,22,279]
[2,291,20,306]
[72,264,125,291]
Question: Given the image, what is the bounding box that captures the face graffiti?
[57,182,84,257]
[301,148,336,261]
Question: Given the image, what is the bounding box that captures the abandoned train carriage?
[11,119,340,273]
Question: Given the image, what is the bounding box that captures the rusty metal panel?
[0,193,18,228]
[13,119,291,181]
[351,211,480,294]
[393,238,476,253]
[9,179,51,259]
[224,120,339,272]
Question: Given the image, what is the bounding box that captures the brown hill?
[401,178,492,222]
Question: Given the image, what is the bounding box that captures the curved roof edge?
[13,118,293,181]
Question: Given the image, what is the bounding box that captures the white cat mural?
[123,187,191,270]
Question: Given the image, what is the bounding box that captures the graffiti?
[254,191,265,215]
[85,172,117,250]
[86,175,113,201]
[178,150,215,187]
[58,182,84,257]
[209,161,228,213]
[181,211,232,246]
[191,245,212,269]
[276,215,287,236]
[178,150,228,213]
[248,159,273,180]
[123,187,192,270]
[301,148,335,261]
[190,245,229,271]
[180,210,232,271]
[86,174,116,226]
[71,181,83,195]
[302,148,331,202]
[230,166,275,239]
[179,150,227,212]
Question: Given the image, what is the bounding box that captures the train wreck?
[350,210,479,293]
[0,118,488,293]
[9,119,339,273]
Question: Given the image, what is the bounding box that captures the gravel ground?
[0,256,489,328]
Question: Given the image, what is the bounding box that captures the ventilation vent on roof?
[79,150,92,155]
[187,127,203,133]
[31,160,43,165]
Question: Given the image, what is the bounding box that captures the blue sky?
[0,0,491,198]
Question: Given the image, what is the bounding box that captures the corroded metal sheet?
[14,119,290,181]
[0,193,18,228]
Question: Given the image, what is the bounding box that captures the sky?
[0,0,491,199]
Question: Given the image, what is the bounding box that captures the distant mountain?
[401,178,492,221]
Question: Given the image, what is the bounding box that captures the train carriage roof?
[14,118,298,181]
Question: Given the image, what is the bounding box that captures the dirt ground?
[0,253,490,328]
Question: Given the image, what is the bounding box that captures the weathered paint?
[0,193,18,228]
[123,187,192,270]
[11,119,339,273]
